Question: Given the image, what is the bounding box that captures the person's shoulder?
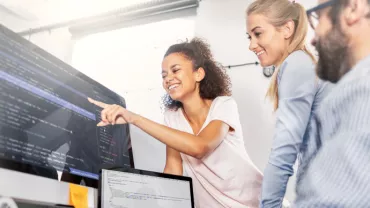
[212,96,238,111]
[279,50,316,79]
[284,50,314,65]
[210,96,241,131]
[213,96,237,105]
[281,50,315,72]
[321,76,370,116]
[334,75,370,100]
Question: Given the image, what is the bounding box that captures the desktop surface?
[100,168,194,208]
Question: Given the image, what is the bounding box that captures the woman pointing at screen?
[88,38,263,208]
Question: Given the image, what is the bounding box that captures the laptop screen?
[100,168,194,208]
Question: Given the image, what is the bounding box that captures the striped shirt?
[294,54,370,207]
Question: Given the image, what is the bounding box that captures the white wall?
[26,28,75,64]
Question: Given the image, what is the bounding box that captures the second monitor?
[100,168,194,208]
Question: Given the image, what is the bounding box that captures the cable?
[223,61,259,69]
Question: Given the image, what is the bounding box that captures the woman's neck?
[275,55,289,68]
[274,47,294,68]
[181,95,212,125]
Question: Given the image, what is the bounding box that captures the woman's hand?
[88,97,138,126]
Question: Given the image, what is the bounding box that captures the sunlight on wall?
[72,17,195,122]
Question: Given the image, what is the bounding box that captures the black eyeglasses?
[306,0,336,29]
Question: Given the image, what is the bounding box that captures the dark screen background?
[0,24,133,184]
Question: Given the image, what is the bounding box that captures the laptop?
[98,167,194,208]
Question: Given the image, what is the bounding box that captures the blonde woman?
[246,0,332,207]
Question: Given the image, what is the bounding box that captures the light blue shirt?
[260,50,333,208]
[294,54,370,207]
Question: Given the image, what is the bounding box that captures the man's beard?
[315,23,352,83]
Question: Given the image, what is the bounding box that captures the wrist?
[131,113,142,125]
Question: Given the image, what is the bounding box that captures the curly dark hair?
[162,37,232,110]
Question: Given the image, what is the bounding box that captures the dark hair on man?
[329,0,348,23]
[162,37,232,110]
[330,0,370,22]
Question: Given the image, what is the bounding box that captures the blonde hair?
[247,0,315,110]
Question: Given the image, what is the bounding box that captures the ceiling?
[0,0,152,32]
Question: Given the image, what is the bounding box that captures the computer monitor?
[99,168,194,208]
[0,24,133,188]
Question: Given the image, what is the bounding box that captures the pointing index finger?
[88,97,108,109]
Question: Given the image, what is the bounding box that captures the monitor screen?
[100,168,194,208]
[0,24,133,187]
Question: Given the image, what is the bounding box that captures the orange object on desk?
[69,183,88,208]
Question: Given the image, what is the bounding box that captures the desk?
[0,168,97,207]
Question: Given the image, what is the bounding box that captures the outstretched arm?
[132,115,229,159]
[88,98,230,159]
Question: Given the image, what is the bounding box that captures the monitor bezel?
[0,24,135,188]
[98,167,195,208]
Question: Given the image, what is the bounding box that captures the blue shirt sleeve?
[260,52,316,208]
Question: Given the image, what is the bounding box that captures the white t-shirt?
[164,96,263,208]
